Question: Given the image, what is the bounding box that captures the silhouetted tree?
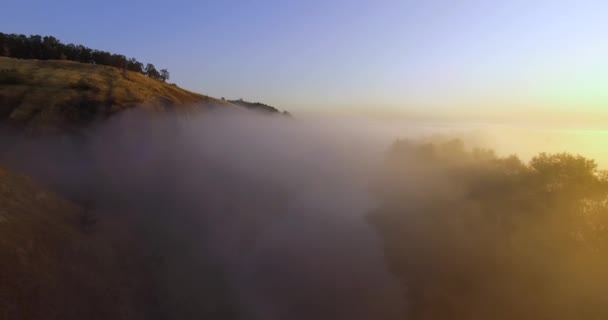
[127,57,143,73]
[160,69,169,82]
[144,63,160,80]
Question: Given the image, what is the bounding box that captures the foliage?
[369,139,608,320]
[0,32,169,81]
[228,98,281,114]
[160,68,170,82]
[144,63,160,80]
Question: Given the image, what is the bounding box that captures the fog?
[1,108,606,319]
[2,109,409,319]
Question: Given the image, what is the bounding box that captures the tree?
[127,57,143,73]
[144,63,160,79]
[370,140,608,320]
[159,69,170,82]
[41,36,61,59]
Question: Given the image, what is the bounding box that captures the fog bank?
[2,109,408,319]
[1,108,605,319]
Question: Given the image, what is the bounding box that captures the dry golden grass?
[0,57,231,132]
[0,166,155,319]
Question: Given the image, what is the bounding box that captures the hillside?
[0,57,273,133]
[0,56,290,319]
[0,165,157,319]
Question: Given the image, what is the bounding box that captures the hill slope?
[0,165,157,319]
[0,57,235,132]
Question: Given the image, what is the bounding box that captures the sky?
[3,0,608,123]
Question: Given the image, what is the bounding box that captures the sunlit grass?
[0,57,230,132]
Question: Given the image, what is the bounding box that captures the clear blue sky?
[3,0,607,118]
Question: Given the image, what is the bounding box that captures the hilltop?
[0,57,236,133]
[0,57,287,134]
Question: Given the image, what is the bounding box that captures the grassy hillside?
[0,57,233,133]
[0,165,157,319]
